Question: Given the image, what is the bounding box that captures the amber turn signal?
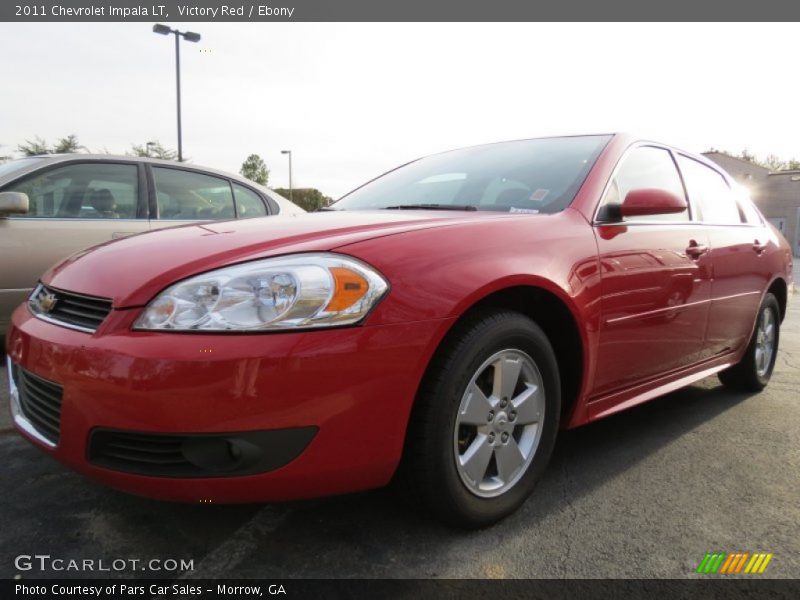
[325,267,369,312]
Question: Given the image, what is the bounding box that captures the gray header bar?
[3,1,799,22]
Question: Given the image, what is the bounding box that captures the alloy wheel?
[755,306,776,378]
[453,349,545,498]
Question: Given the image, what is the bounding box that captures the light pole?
[281,150,293,202]
[153,24,201,162]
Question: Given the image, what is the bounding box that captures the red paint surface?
[6,134,793,502]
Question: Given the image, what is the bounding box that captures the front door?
[591,145,712,397]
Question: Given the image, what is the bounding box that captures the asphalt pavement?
[1,283,798,580]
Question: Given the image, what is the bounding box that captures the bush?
[274,188,332,212]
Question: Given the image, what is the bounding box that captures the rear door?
[146,166,270,229]
[0,160,148,329]
[591,145,713,397]
[675,155,768,358]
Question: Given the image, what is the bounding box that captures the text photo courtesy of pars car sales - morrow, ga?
[0,3,799,599]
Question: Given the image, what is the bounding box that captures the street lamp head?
[281,150,291,155]
[152,24,201,163]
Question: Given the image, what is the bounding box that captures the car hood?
[42,210,508,308]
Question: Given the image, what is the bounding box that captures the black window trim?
[592,142,697,226]
[229,179,239,219]
[1,158,149,221]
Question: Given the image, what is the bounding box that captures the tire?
[396,310,561,528]
[718,293,780,392]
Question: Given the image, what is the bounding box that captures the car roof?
[0,154,306,215]
[4,153,257,184]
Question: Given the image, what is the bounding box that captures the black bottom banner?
[4,578,800,600]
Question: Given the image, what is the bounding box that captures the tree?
[17,137,50,156]
[240,154,269,185]
[274,187,332,212]
[16,135,86,156]
[761,154,787,171]
[704,148,800,171]
[741,153,800,172]
[52,134,86,154]
[739,148,756,163]
[129,141,178,160]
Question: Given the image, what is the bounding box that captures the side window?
[233,183,268,218]
[153,168,235,220]
[733,186,762,225]
[676,156,742,224]
[4,163,139,219]
[599,146,688,222]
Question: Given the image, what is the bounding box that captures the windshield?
[332,135,612,214]
[0,157,46,180]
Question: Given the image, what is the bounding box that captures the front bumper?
[6,305,451,503]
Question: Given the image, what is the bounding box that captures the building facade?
[705,151,800,257]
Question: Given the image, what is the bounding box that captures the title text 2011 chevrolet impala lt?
[5,134,793,527]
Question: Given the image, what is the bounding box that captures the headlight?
[133,253,389,331]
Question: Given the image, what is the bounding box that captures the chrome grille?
[29,284,112,333]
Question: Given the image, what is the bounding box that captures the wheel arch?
[415,278,589,430]
[767,276,788,323]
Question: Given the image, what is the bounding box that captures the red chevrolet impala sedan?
[5,134,793,527]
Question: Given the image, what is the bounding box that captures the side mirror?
[620,188,687,218]
[0,191,29,216]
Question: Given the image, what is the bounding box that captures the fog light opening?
[228,441,243,462]
[180,437,260,473]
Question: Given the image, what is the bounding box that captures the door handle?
[685,241,708,259]
[753,239,768,254]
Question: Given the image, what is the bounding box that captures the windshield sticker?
[509,207,539,214]
[530,189,549,202]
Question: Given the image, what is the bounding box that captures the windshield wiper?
[316,207,339,212]
[383,203,478,211]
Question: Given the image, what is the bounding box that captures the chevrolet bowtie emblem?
[38,291,58,313]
